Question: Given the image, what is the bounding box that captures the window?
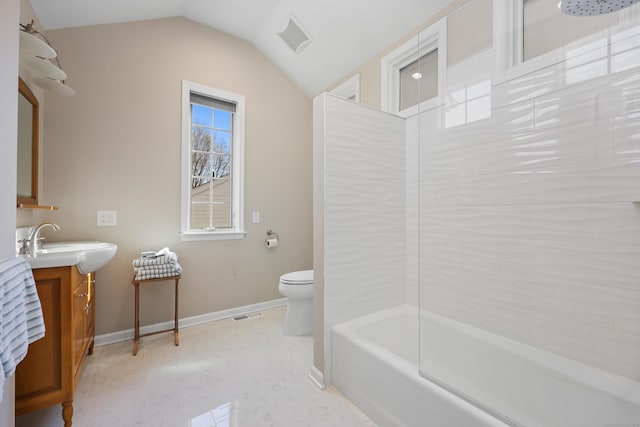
[399,49,439,111]
[494,0,639,82]
[181,81,245,241]
[522,0,617,61]
[381,19,446,117]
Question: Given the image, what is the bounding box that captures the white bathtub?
[331,304,640,427]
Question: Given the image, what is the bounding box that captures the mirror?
[17,77,39,206]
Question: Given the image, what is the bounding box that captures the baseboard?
[308,365,326,390]
[94,298,287,347]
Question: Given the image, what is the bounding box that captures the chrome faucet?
[27,222,61,253]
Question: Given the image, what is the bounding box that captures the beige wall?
[447,0,492,65]
[1,0,20,423]
[42,17,313,335]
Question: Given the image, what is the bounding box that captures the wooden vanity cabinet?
[15,266,96,427]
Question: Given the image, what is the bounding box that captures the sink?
[22,241,118,274]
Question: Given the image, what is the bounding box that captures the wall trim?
[94,298,287,347]
[308,365,326,390]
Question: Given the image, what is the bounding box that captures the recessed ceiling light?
[411,72,422,80]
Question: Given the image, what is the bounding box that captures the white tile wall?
[416,25,640,380]
[321,23,640,386]
[318,95,407,329]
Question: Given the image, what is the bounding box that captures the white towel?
[132,248,178,268]
[0,257,45,402]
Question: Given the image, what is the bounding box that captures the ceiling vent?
[278,15,312,54]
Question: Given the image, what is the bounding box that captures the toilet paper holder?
[266,229,279,248]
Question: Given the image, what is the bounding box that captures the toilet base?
[282,297,313,336]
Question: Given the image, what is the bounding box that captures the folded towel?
[134,262,182,281]
[0,257,45,401]
[133,253,178,267]
[132,247,178,268]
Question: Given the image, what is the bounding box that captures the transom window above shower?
[398,49,439,111]
[494,0,640,83]
[381,18,446,118]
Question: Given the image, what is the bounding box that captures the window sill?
[179,230,246,242]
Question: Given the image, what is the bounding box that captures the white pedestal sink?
[22,241,118,273]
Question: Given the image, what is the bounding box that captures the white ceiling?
[29,0,453,97]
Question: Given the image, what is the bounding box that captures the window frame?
[493,0,639,84]
[381,19,447,118]
[180,80,246,241]
[330,74,360,102]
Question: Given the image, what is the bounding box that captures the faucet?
[27,222,61,253]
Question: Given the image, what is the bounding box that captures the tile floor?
[16,307,377,427]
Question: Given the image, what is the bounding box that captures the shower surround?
[315,9,640,426]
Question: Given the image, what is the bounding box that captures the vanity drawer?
[72,277,89,317]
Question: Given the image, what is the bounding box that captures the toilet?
[278,270,314,336]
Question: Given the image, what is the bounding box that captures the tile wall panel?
[321,95,407,328]
[405,115,420,305]
[417,26,640,380]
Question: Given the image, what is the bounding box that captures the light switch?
[97,210,117,226]
[252,211,260,224]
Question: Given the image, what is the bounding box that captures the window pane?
[211,178,231,202]
[399,49,439,111]
[212,204,232,228]
[213,130,231,154]
[214,109,232,131]
[210,154,231,179]
[523,0,618,61]
[190,203,212,229]
[192,126,213,151]
[190,203,231,229]
[191,152,213,188]
[189,178,232,229]
[192,153,230,183]
[192,104,213,127]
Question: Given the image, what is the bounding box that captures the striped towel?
[0,257,45,401]
[134,262,183,281]
[132,252,178,267]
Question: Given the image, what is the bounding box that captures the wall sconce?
[19,20,75,97]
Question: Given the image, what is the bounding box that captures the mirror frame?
[17,77,39,207]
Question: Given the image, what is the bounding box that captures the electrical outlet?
[97,210,117,227]
[252,211,260,224]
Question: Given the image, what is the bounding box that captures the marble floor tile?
[16,307,376,427]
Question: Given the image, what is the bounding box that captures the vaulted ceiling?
[29,0,453,97]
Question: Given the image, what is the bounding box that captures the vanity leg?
[88,339,95,355]
[62,401,73,427]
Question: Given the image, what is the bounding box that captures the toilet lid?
[280,269,313,285]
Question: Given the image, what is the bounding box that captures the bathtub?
[331,304,640,427]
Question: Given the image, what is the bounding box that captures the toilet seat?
[279,270,313,285]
